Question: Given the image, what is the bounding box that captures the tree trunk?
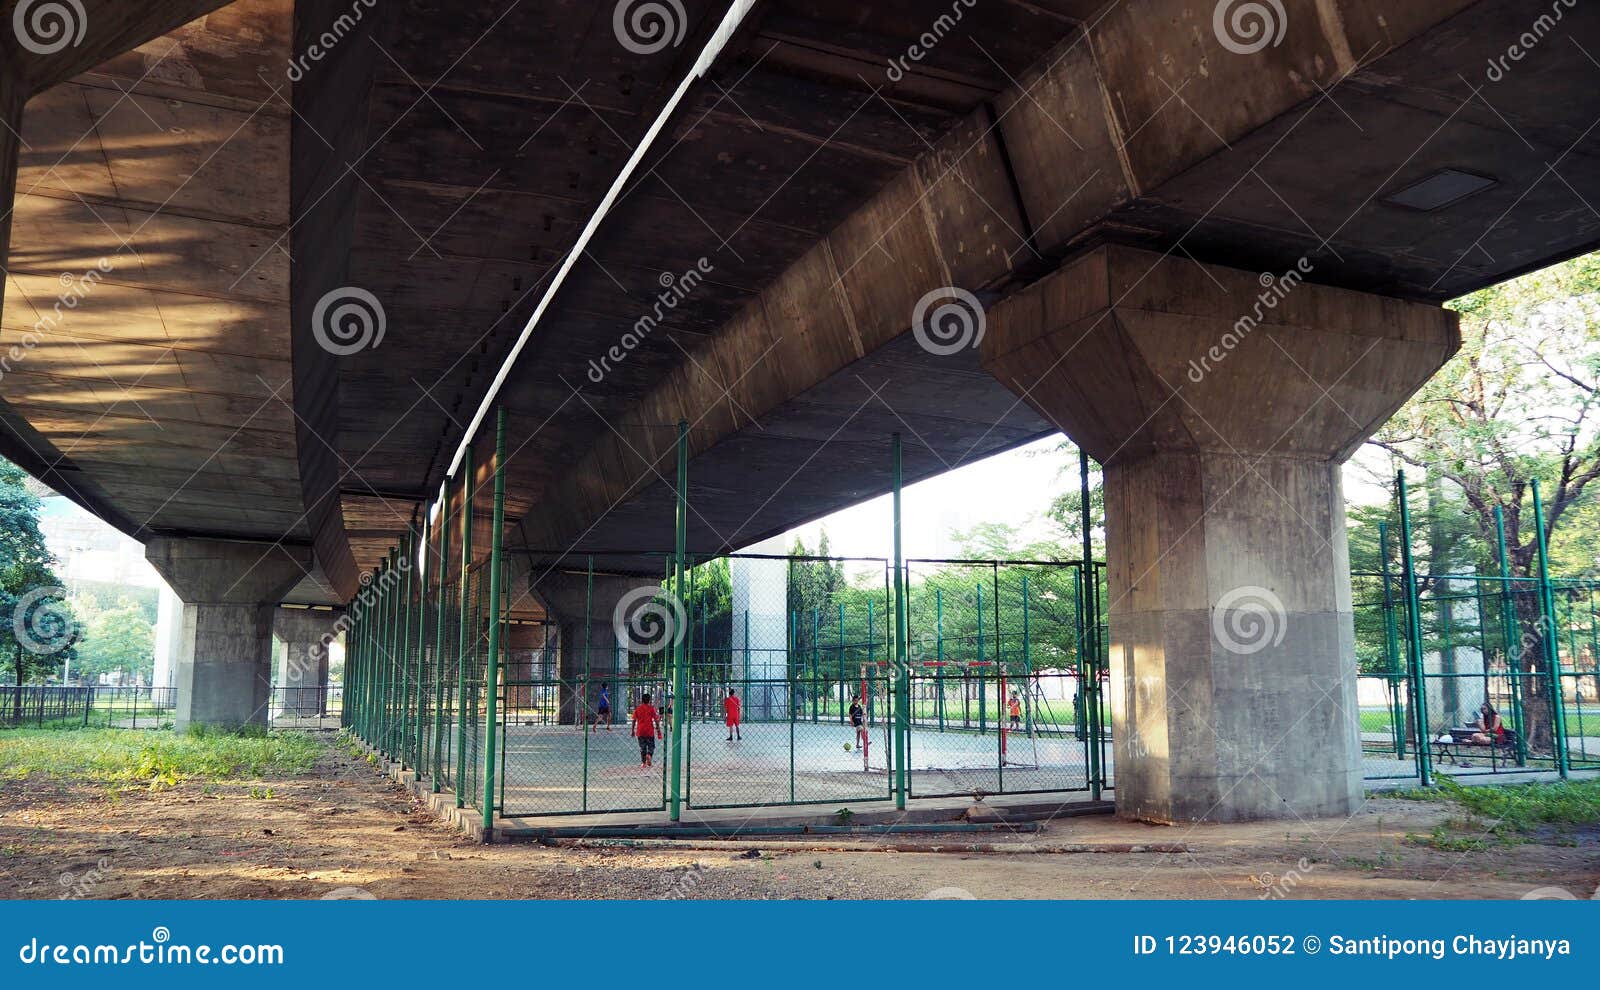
[1511,592,1556,755]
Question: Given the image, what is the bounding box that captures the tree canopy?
[0,459,78,684]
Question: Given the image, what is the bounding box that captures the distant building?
[37,495,180,690]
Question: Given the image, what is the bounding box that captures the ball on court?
[843,742,852,752]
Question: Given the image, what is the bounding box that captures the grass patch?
[0,728,324,789]
[1394,777,1600,850]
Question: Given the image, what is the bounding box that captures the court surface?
[494,717,1097,816]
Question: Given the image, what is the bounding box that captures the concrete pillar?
[984,246,1459,823]
[272,606,337,717]
[144,538,313,731]
[731,538,790,720]
[152,582,183,696]
[529,571,644,724]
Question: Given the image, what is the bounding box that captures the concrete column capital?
[145,537,313,606]
[983,245,1460,465]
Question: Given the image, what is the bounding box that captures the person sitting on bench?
[1468,702,1506,746]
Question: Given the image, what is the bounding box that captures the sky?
[768,433,1400,562]
[764,434,1071,562]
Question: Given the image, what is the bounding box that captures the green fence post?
[1022,574,1032,734]
[375,559,387,749]
[812,608,821,723]
[1583,593,1597,763]
[837,603,845,723]
[976,581,986,736]
[581,555,592,812]
[352,606,363,734]
[455,448,474,807]
[481,409,508,837]
[1531,480,1570,779]
[936,587,945,733]
[415,522,430,769]
[388,546,404,758]
[891,433,909,810]
[498,556,511,815]
[1397,471,1432,786]
[402,530,417,770]
[382,547,398,757]
[1494,507,1528,766]
[342,609,354,733]
[433,488,451,791]
[365,568,379,742]
[866,597,875,743]
[1378,522,1406,758]
[670,421,690,821]
[1080,450,1101,800]
[790,624,797,804]
[353,589,365,738]
[350,582,364,738]
[394,544,407,759]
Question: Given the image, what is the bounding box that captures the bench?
[1431,726,1521,769]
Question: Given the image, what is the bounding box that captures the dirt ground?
[2,735,1596,900]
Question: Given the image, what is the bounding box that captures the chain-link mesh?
[1352,568,1585,778]
[676,554,895,810]
[902,561,1099,797]
[1553,581,1600,769]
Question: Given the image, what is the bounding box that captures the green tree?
[1366,252,1600,749]
[0,459,78,690]
[74,599,156,683]
[1045,441,1104,559]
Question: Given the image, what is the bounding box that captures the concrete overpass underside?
[1,0,1597,821]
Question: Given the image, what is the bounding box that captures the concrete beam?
[2,0,300,544]
[145,537,313,730]
[273,605,339,716]
[1,1,239,95]
[522,0,1481,551]
[983,246,1459,823]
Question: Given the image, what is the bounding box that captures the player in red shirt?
[631,693,661,767]
[723,687,742,741]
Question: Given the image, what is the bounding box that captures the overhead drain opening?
[1381,168,1498,212]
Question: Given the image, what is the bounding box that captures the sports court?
[493,713,1102,817]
